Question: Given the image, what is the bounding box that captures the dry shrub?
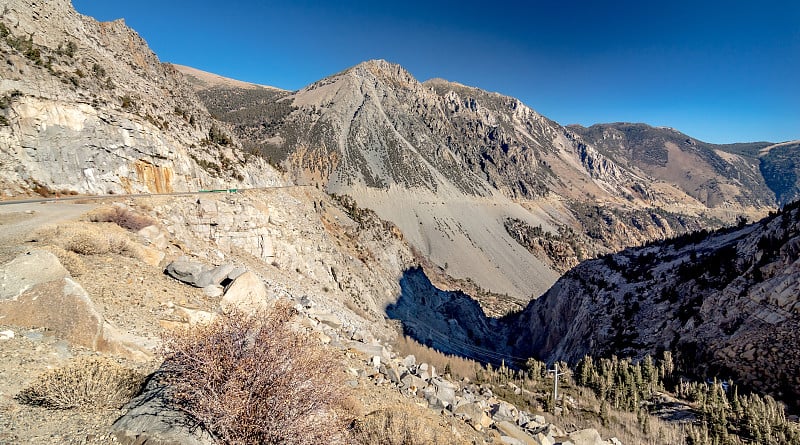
[352,407,468,445]
[15,357,145,410]
[87,205,156,232]
[161,302,352,445]
[41,245,87,276]
[37,222,144,260]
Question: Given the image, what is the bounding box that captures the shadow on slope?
[386,267,520,366]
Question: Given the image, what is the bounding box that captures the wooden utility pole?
[548,362,566,415]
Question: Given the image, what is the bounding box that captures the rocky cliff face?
[0,0,281,197]
[759,141,800,206]
[508,201,800,407]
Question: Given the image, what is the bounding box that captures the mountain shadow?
[386,267,516,366]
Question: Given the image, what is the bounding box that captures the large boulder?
[165,257,244,289]
[495,421,543,445]
[220,271,272,312]
[0,250,151,361]
[454,401,493,431]
[164,257,207,287]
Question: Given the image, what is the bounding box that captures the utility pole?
[548,362,566,415]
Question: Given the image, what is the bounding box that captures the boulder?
[432,378,457,408]
[112,374,215,445]
[197,263,236,288]
[495,421,540,445]
[203,285,223,298]
[401,373,427,392]
[138,225,169,250]
[0,249,69,299]
[491,401,518,423]
[139,246,166,267]
[454,402,493,431]
[568,429,604,445]
[0,250,151,361]
[164,257,207,287]
[220,271,272,312]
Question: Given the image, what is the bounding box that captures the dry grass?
[15,357,145,410]
[553,386,687,445]
[86,205,156,232]
[35,222,145,260]
[160,302,353,445]
[40,245,87,277]
[352,406,471,445]
[394,335,479,381]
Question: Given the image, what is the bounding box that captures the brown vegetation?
[15,357,144,410]
[35,221,146,260]
[86,205,157,232]
[394,335,479,381]
[352,406,470,445]
[160,302,352,445]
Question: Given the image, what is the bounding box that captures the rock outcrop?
[0,0,282,198]
[0,249,151,360]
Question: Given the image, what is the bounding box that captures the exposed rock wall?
[0,0,282,197]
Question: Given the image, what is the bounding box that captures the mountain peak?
[344,59,417,86]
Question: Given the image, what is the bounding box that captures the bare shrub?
[160,302,352,445]
[15,357,144,410]
[87,205,157,232]
[352,407,469,445]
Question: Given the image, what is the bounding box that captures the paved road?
[0,201,98,263]
[0,186,309,206]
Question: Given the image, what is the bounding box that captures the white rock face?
[0,0,283,196]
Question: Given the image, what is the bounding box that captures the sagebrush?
[160,303,352,445]
[15,357,144,410]
[87,205,156,232]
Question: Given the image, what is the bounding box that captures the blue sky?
[72,1,799,144]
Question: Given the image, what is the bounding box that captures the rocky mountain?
[758,140,800,206]
[180,61,782,300]
[570,123,800,209]
[0,0,281,198]
[507,200,800,408]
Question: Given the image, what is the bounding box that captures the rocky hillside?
[0,0,281,198]
[508,200,800,409]
[568,123,775,209]
[180,61,779,300]
[758,140,800,206]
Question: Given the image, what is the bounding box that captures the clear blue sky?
[72,0,799,144]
